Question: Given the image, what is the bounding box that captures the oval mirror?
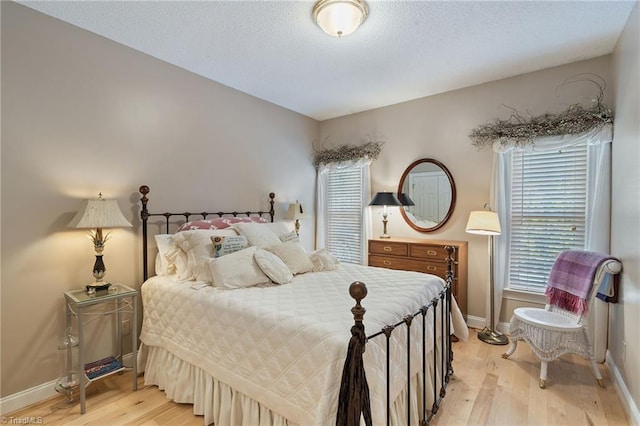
[397,158,456,232]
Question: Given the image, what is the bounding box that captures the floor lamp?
[466,207,509,345]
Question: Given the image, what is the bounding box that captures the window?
[325,166,365,264]
[508,143,588,293]
[316,159,371,265]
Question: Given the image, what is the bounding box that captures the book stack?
[84,356,123,380]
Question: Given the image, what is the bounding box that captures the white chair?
[502,254,622,389]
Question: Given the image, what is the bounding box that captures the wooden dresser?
[368,237,468,317]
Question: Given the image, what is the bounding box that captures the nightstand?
[63,283,138,414]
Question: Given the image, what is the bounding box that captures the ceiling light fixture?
[313,0,368,37]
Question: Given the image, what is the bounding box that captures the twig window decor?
[469,74,613,150]
[313,141,383,168]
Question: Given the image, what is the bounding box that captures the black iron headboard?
[139,185,275,281]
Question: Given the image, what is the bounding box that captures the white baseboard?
[0,353,135,415]
[0,379,58,416]
[465,315,510,334]
[606,350,640,425]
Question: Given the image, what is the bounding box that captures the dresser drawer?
[369,255,421,271]
[409,244,450,261]
[369,255,454,277]
[369,240,409,257]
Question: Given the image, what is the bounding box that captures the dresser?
[368,238,468,317]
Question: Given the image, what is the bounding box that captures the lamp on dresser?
[369,192,401,239]
[68,193,132,291]
[465,206,508,345]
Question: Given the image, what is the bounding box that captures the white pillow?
[266,241,314,275]
[279,231,300,243]
[171,229,239,282]
[205,246,270,289]
[254,249,294,284]
[233,222,281,248]
[310,248,340,272]
[154,234,189,278]
[211,235,248,258]
[264,221,293,239]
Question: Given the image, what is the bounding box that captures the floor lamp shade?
[68,195,132,288]
[465,209,508,345]
[465,211,501,235]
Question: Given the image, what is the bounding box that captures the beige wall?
[2,1,638,419]
[612,0,640,419]
[1,2,318,398]
[319,56,613,326]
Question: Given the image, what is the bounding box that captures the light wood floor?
[7,329,630,425]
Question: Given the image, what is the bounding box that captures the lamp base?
[379,234,391,239]
[478,328,509,345]
[86,283,112,296]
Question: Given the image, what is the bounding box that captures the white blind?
[326,167,364,264]
[509,143,587,292]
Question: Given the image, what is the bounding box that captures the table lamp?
[68,193,132,290]
[285,201,306,236]
[368,192,401,239]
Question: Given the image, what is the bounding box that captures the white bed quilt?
[140,263,460,425]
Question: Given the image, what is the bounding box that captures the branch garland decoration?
[469,74,613,150]
[313,141,383,168]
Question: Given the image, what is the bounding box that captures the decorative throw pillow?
[211,235,249,258]
[266,242,314,275]
[254,249,294,284]
[154,234,189,278]
[310,248,341,272]
[233,222,281,248]
[205,246,270,289]
[171,229,239,282]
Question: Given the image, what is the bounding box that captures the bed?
[137,186,467,425]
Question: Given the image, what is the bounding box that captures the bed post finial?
[349,281,368,323]
[444,245,454,283]
[268,192,275,222]
[140,186,150,220]
[140,185,150,282]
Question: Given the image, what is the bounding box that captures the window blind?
[509,143,587,292]
[326,167,364,264]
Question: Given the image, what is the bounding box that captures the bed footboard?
[337,246,455,426]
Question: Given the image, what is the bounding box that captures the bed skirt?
[139,343,443,425]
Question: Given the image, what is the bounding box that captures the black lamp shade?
[369,192,401,206]
[397,193,415,206]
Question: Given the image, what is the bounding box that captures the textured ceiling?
[18,1,636,121]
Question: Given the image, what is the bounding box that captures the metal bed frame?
[138,185,454,425]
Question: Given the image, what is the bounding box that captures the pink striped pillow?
[177,216,268,232]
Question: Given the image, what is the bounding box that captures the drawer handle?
[383,246,392,252]
[383,260,392,265]
[427,265,437,271]
[426,250,437,256]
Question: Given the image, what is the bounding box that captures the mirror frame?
[397,158,457,232]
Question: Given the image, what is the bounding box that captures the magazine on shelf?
[84,355,123,380]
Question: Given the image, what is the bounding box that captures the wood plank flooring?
[6,329,630,425]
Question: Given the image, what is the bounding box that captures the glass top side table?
[63,283,138,414]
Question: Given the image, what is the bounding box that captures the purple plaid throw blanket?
[545,251,616,315]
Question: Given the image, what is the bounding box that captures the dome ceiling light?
[312,0,368,37]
